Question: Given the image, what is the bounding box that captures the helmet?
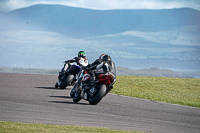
[99,54,105,59]
[103,54,111,61]
[78,51,86,57]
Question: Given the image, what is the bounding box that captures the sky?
[0,0,200,15]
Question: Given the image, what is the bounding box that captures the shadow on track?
[35,87,71,90]
[49,95,89,105]
[50,95,72,99]
[49,100,89,105]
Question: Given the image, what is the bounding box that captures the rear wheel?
[89,84,106,105]
[60,73,74,89]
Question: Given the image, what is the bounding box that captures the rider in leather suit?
[62,51,88,73]
[87,54,116,90]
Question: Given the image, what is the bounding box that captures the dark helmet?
[78,51,86,57]
[103,54,111,61]
[99,54,105,59]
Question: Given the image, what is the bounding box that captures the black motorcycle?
[55,62,82,89]
[72,69,115,105]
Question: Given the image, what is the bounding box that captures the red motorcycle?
[72,70,115,105]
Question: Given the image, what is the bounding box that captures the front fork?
[81,84,97,100]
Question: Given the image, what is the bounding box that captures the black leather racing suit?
[88,59,116,86]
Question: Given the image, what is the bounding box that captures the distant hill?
[0,4,200,38]
[0,4,200,72]
[116,67,200,78]
[0,67,199,78]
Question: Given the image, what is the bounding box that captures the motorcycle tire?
[59,73,74,89]
[73,89,82,103]
[70,81,80,97]
[55,82,58,88]
[88,84,106,105]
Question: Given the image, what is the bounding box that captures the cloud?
[0,0,36,14]
[0,0,200,15]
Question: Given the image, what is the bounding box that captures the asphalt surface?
[0,73,200,133]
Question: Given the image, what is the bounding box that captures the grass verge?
[112,76,200,108]
[0,121,143,133]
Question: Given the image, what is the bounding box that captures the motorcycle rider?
[55,51,88,88]
[86,54,116,91]
[64,51,88,68]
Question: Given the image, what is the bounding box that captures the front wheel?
[55,82,58,88]
[70,82,80,97]
[60,73,74,89]
[89,84,106,105]
[73,89,82,103]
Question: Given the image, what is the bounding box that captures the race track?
[0,73,200,133]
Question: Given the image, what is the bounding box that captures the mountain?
[0,4,200,73]
[1,4,200,38]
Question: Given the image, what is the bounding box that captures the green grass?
[0,121,143,133]
[112,76,200,108]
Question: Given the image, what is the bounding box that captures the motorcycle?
[55,62,82,89]
[55,58,89,89]
[72,69,115,105]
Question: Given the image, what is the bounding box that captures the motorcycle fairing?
[69,65,82,74]
[98,74,113,85]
